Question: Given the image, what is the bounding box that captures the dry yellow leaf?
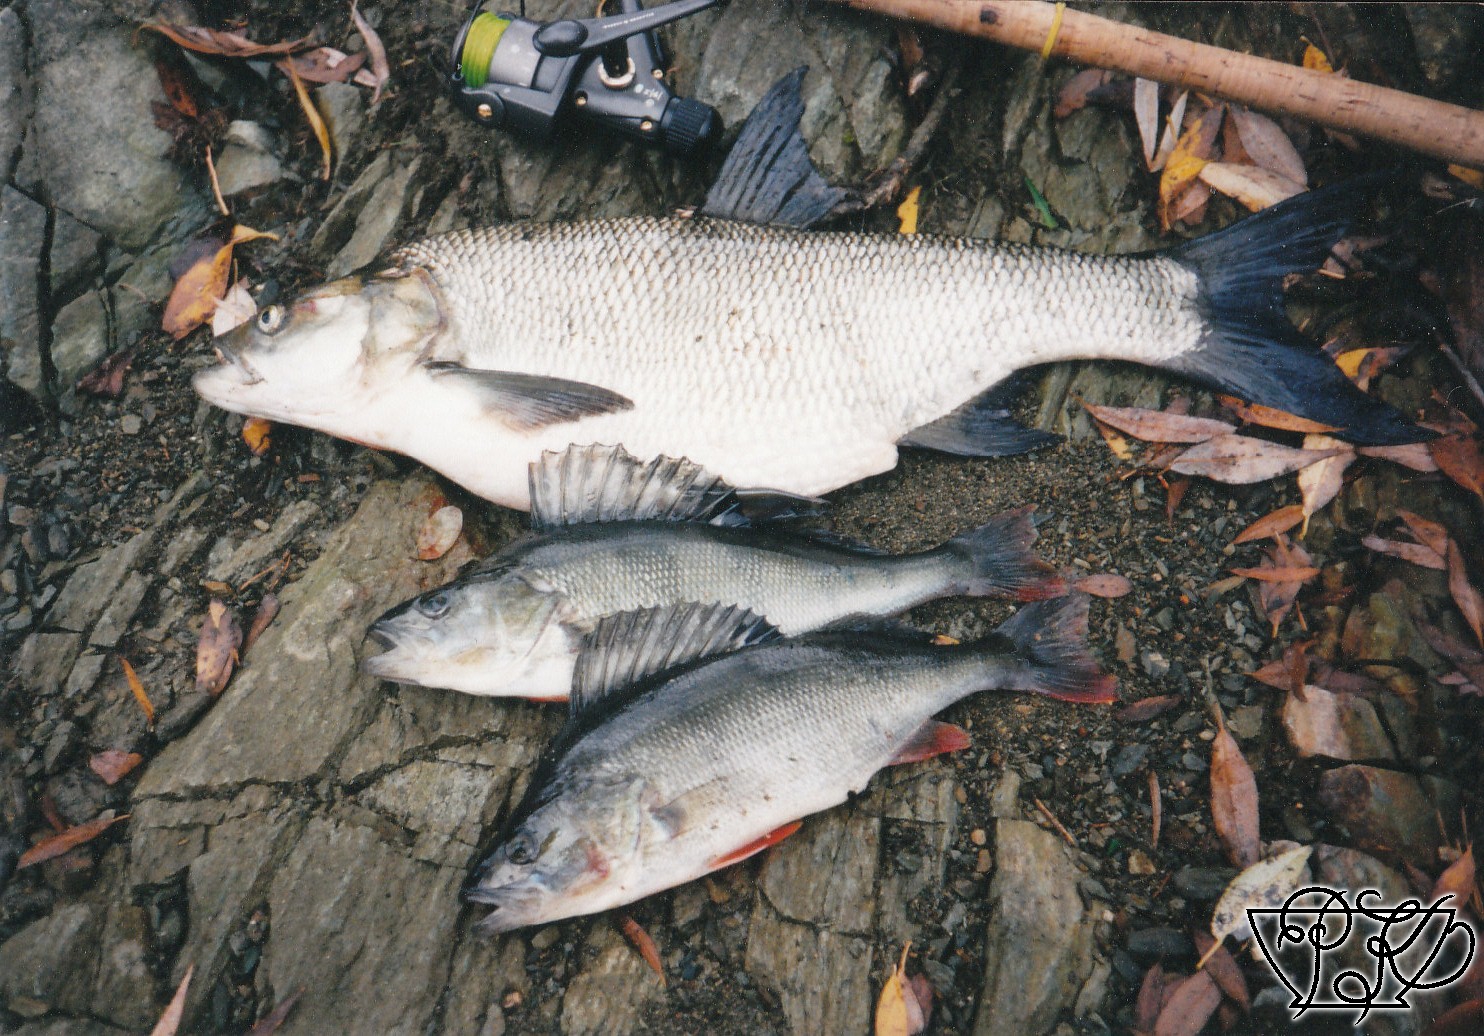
[121,657,155,728]
[242,417,272,456]
[285,62,332,180]
[875,942,929,1036]
[1302,43,1333,74]
[1448,164,1484,189]
[897,186,921,235]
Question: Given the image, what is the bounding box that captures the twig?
[1148,769,1162,849]
[828,0,1484,167]
[1439,342,1484,415]
[205,144,229,217]
[1033,796,1077,848]
[858,59,964,211]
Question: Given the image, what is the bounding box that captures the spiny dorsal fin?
[528,444,743,530]
[570,602,780,716]
[699,67,848,229]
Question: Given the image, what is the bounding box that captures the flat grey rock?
[0,8,28,185]
[0,186,47,397]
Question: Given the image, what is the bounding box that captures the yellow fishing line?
[461,12,509,88]
[1040,2,1066,61]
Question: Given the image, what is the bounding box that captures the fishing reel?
[449,0,723,155]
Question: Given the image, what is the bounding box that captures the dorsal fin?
[528,444,741,530]
[570,603,780,716]
[699,67,849,229]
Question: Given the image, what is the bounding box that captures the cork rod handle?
[829,0,1484,169]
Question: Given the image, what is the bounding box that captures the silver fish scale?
[515,527,946,634]
[390,218,1203,493]
[559,642,998,853]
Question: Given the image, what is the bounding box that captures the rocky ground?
[2,2,1483,1034]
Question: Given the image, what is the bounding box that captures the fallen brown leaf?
[1191,930,1250,1010]
[142,23,317,57]
[1296,434,1355,525]
[1358,443,1439,472]
[1135,963,1166,1035]
[196,599,243,695]
[1134,78,1160,169]
[1398,511,1451,559]
[416,505,464,560]
[1447,540,1484,647]
[163,224,276,339]
[1219,397,1342,435]
[246,985,304,1033]
[247,988,304,1036]
[1163,475,1191,521]
[77,346,139,398]
[121,657,155,728]
[1250,641,1309,695]
[618,916,666,987]
[1053,69,1121,119]
[18,810,129,869]
[1233,504,1305,544]
[1362,535,1446,570]
[1074,572,1132,598]
[89,750,144,786]
[244,593,281,654]
[875,941,931,1036]
[1116,694,1182,723]
[350,1,390,105]
[150,966,193,1036]
[1153,970,1221,1036]
[1081,403,1234,444]
[1432,435,1484,501]
[1159,104,1223,230]
[243,417,272,457]
[1208,846,1313,956]
[1227,107,1307,186]
[1199,161,1305,212]
[1433,847,1476,908]
[1210,726,1260,869]
[283,62,332,180]
[278,46,367,84]
[1230,564,1320,583]
[1170,434,1344,485]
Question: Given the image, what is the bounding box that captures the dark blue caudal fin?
[1165,177,1430,446]
[991,595,1117,704]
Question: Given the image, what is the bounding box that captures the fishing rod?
[448,0,724,155]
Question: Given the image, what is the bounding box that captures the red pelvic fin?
[707,820,803,871]
[889,719,972,766]
[527,694,569,704]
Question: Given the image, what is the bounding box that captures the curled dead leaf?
[1153,970,1221,1036]
[89,750,144,786]
[142,23,317,58]
[1219,397,1341,435]
[875,942,931,1036]
[416,505,464,561]
[350,1,391,105]
[1362,535,1446,570]
[618,916,666,987]
[196,599,244,695]
[1297,434,1355,520]
[1357,443,1439,472]
[242,417,272,457]
[1116,694,1181,723]
[244,593,281,654]
[121,657,155,728]
[77,346,138,398]
[1199,161,1305,212]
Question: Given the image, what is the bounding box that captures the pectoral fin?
[889,720,971,766]
[707,820,803,870]
[424,363,633,431]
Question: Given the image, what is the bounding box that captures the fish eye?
[256,305,286,335]
[416,591,451,619]
[507,833,536,866]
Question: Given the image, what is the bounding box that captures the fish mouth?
[464,883,546,934]
[210,343,265,386]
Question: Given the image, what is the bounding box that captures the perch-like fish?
[363,444,1063,699]
[193,71,1422,510]
[463,595,1115,932]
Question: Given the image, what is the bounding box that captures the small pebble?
[975,849,992,874]
[120,414,142,435]
[969,828,986,846]
[1127,849,1156,876]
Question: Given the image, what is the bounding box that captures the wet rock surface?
[1,2,1482,1035]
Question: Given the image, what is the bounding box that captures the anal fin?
[889,719,971,766]
[707,820,803,870]
[899,387,1060,457]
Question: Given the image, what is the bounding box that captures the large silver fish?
[463,595,1115,932]
[193,72,1421,510]
[363,444,1063,699]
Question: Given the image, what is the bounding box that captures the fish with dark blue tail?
[193,70,1426,510]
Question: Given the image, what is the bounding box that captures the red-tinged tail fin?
[943,506,1066,601]
[992,594,1118,704]
[889,719,972,766]
[707,820,803,871]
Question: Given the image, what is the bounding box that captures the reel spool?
[450,0,723,155]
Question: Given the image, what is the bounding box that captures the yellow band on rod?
[1040,2,1066,61]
